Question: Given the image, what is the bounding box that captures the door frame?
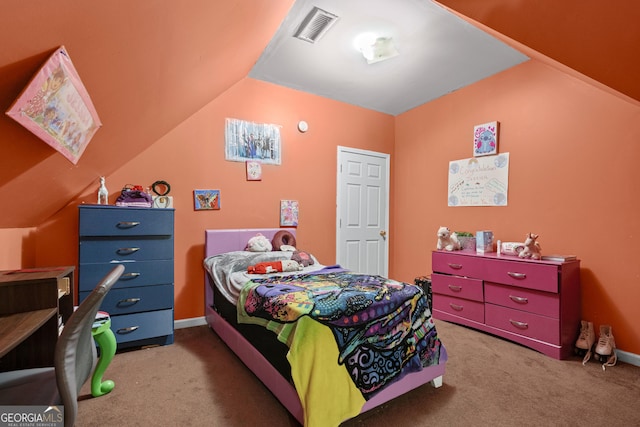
[336,146,390,276]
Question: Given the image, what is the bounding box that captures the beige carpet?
[76,320,640,426]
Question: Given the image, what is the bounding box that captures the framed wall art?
[6,46,102,164]
[280,200,299,226]
[225,118,282,165]
[473,121,499,157]
[246,160,262,181]
[194,189,220,210]
[448,153,509,207]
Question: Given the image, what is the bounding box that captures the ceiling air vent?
[294,7,339,44]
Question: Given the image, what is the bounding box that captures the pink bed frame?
[204,228,447,425]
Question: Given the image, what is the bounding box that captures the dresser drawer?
[432,251,485,278]
[431,273,483,302]
[485,282,559,318]
[78,260,174,292]
[433,294,484,323]
[483,258,559,292]
[79,284,173,315]
[79,237,173,263]
[111,309,174,344]
[79,206,174,237]
[485,304,560,345]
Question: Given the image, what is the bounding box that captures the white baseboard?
[174,316,207,329]
[174,316,640,367]
[616,349,640,367]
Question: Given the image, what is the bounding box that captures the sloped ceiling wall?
[437,0,640,102]
[0,0,294,228]
[0,0,637,228]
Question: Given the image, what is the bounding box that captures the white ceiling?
[249,0,529,116]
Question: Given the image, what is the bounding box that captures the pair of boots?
[575,321,617,370]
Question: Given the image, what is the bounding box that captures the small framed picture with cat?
[473,121,499,157]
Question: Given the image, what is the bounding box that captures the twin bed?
[203,228,447,426]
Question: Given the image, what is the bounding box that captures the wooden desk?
[0,267,74,371]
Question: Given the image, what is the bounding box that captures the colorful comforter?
[238,269,443,425]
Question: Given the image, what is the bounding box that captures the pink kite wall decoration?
[6,46,102,164]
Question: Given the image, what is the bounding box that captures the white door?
[336,146,389,276]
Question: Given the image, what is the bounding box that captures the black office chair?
[0,264,124,427]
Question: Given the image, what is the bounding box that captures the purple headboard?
[204,228,297,308]
[204,228,297,257]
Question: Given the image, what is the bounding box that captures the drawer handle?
[448,285,462,292]
[117,221,141,228]
[117,247,140,255]
[507,272,527,279]
[121,272,141,279]
[117,298,141,307]
[447,263,463,270]
[509,295,529,304]
[117,326,139,334]
[449,303,464,311]
[509,319,528,329]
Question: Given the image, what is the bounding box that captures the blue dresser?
[78,205,174,349]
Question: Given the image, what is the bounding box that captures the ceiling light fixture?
[354,33,399,64]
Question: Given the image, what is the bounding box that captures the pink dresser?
[432,251,581,359]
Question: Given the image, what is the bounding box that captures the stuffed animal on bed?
[292,250,314,267]
[436,226,461,251]
[245,233,273,252]
[247,260,303,274]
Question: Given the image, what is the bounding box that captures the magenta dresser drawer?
[483,258,559,292]
[484,282,560,318]
[432,273,483,302]
[432,251,485,278]
[433,294,484,323]
[485,304,560,345]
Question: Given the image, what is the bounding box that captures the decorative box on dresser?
[78,205,174,349]
[431,250,581,359]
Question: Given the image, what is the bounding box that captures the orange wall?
[32,77,395,321]
[6,58,640,356]
[0,228,36,269]
[394,59,640,355]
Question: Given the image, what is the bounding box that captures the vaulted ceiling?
[248,0,529,116]
[0,0,638,228]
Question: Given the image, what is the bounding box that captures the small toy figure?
[97,176,108,205]
[437,226,461,251]
[518,233,542,260]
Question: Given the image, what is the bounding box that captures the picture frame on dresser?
[78,205,175,349]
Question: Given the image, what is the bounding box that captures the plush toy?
[245,233,273,252]
[247,260,303,274]
[292,250,314,267]
[518,233,542,260]
[436,226,461,251]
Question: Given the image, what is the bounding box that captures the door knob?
[380,230,387,237]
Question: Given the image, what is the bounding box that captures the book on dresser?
[541,254,577,262]
[78,205,175,350]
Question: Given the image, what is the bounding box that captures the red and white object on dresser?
[431,250,581,359]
